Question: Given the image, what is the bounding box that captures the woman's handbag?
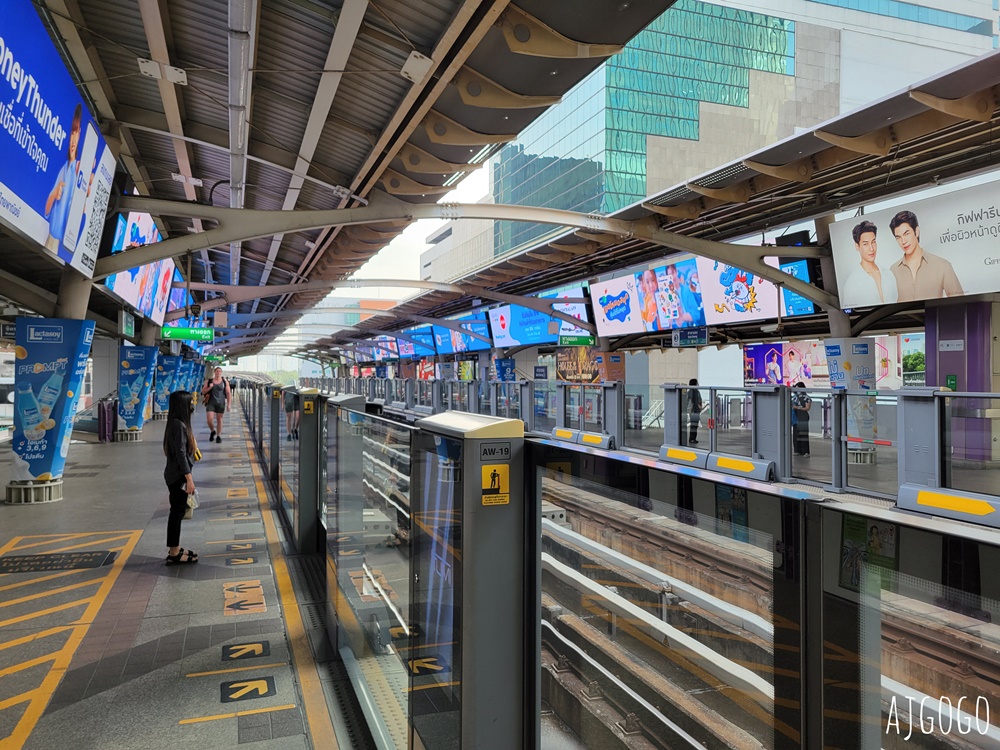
[183,489,199,520]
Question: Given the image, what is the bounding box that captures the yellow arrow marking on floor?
[227,643,265,659]
[408,657,444,673]
[228,680,270,700]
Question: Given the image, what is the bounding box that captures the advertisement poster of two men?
[831,180,1000,309]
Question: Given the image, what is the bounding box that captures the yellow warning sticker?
[303,401,314,415]
[481,464,510,506]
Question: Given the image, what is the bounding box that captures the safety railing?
[242,383,1000,749]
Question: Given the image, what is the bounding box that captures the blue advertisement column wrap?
[118,346,157,430]
[12,317,95,481]
[154,354,182,411]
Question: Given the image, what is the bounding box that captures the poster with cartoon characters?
[696,258,781,324]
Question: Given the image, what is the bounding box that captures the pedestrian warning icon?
[481,464,510,506]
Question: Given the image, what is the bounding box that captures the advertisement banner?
[830,181,1000,309]
[0,1,116,277]
[825,338,876,390]
[11,317,95,481]
[744,341,829,387]
[417,359,435,380]
[556,346,600,383]
[591,275,643,337]
[118,346,156,430]
[596,352,626,382]
[495,358,516,382]
[825,338,877,440]
[634,258,705,332]
[696,258,780,324]
[488,304,558,348]
[154,354,182,411]
[541,287,595,346]
[457,361,475,381]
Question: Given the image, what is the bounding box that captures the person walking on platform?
[163,390,199,565]
[284,389,300,440]
[201,367,231,443]
[687,378,705,445]
[792,382,812,457]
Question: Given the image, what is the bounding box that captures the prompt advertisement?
[11,317,95,482]
[154,354,182,411]
[830,180,1000,309]
[118,345,156,430]
[0,1,116,277]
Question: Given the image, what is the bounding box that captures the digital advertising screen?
[591,275,644,337]
[830,181,1000,309]
[743,341,829,387]
[779,260,816,317]
[540,286,595,346]
[632,258,705,332]
[396,326,437,358]
[103,212,175,325]
[696,257,781,325]
[432,314,490,355]
[371,335,398,362]
[0,0,116,277]
[488,304,558,348]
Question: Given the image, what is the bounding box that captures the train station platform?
[0,400,366,749]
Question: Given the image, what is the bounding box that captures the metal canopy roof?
[0,0,675,343]
[311,49,1000,357]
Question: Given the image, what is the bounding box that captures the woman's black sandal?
[166,548,198,565]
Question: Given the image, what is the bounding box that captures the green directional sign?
[162,327,214,342]
[205,355,224,363]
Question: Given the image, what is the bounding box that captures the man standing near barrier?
[201,367,231,444]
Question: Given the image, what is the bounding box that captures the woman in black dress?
[163,390,199,564]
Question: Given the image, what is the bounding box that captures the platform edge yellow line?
[247,439,339,749]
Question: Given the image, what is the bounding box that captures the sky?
[256,166,490,363]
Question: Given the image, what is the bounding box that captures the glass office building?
[489,0,994,259]
[492,0,796,256]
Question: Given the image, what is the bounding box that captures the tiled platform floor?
[0,404,337,749]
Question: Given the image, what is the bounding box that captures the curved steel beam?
[163,278,462,321]
[850,301,923,336]
[102,194,837,311]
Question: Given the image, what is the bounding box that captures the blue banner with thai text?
[118,345,156,430]
[11,317,94,481]
[0,1,116,276]
[154,354,182,411]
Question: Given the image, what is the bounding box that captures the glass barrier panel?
[564,385,582,431]
[943,395,1000,496]
[623,383,662,453]
[845,393,898,497]
[822,506,1000,747]
[713,389,753,457]
[582,385,603,433]
[261,391,272,465]
[450,384,467,412]
[534,380,556,433]
[678,386,706,448]
[374,379,386,401]
[329,409,414,750]
[537,464,780,749]
[410,428,462,746]
[507,383,521,421]
[790,390,835,485]
[279,392,298,528]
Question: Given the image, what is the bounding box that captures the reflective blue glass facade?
[806,0,992,35]
[492,0,796,256]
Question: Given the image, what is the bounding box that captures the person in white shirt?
[842,220,897,307]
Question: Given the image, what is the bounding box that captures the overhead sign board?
[0,1,116,277]
[161,326,214,342]
[671,327,708,347]
[488,304,558,348]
